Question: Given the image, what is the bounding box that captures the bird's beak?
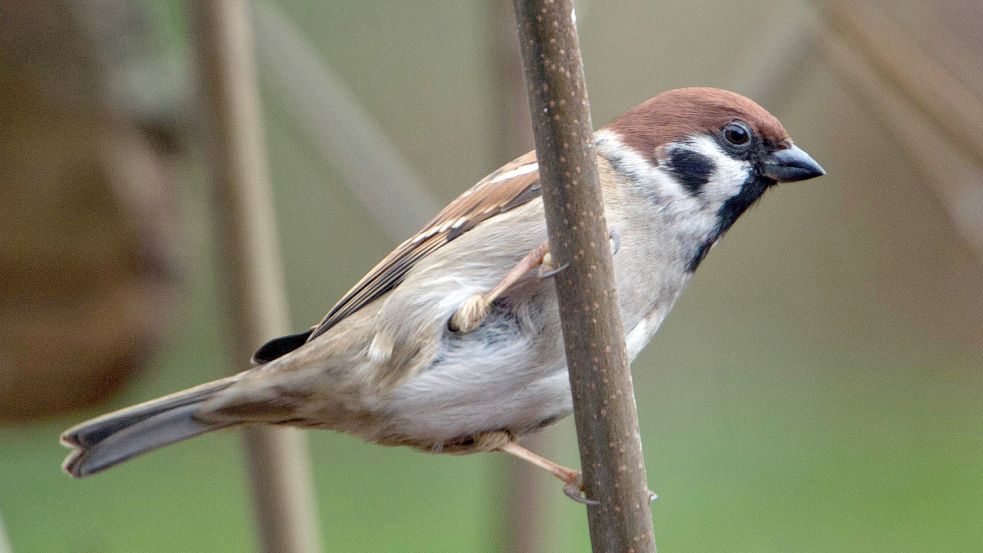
[761,145,825,183]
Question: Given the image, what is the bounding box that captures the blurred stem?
[820,33,983,261]
[249,3,439,239]
[817,1,983,168]
[513,0,656,550]
[0,509,11,553]
[190,2,323,553]
[728,1,816,110]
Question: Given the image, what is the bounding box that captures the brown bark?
[512,1,657,551]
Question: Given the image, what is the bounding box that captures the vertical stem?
[0,509,11,553]
[190,2,323,553]
[512,1,657,551]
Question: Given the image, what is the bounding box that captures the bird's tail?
[60,376,240,477]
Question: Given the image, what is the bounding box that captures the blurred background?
[1,1,982,551]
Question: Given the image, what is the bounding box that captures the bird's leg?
[449,241,552,333]
[449,229,618,333]
[540,228,618,278]
[499,439,658,505]
[498,440,599,505]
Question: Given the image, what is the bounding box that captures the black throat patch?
[665,148,715,195]
[686,176,774,272]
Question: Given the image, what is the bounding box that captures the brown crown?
[606,87,789,157]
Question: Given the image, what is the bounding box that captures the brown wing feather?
[306,151,541,342]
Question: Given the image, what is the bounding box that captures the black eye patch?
[665,148,715,195]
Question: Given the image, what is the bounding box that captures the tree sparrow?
[61,88,825,499]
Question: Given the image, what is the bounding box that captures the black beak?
[761,145,825,183]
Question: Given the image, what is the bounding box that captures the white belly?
[382,303,668,446]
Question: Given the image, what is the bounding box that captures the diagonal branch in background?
[820,33,983,261]
[190,2,323,553]
[815,0,983,261]
[817,1,983,169]
[250,3,439,240]
[727,1,817,110]
[512,1,657,551]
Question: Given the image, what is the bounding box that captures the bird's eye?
[723,122,751,146]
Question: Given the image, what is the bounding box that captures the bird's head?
[602,87,825,270]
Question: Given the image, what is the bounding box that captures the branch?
[512,1,657,551]
[0,508,11,553]
[819,32,983,261]
[190,2,323,553]
[250,3,441,240]
[817,1,983,168]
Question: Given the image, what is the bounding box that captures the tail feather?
[61,377,238,477]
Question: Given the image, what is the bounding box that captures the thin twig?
[250,3,439,239]
[728,2,817,109]
[817,0,983,168]
[0,509,11,553]
[820,33,983,260]
[190,2,324,553]
[512,1,657,550]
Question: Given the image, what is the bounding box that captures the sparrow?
[61,88,825,501]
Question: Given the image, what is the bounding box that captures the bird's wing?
[252,151,542,363]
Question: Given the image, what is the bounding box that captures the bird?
[61,87,825,501]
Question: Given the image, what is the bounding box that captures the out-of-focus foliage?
[0,1,183,420]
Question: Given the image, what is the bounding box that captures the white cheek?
[596,130,698,207]
[688,135,753,205]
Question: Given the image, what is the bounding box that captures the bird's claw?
[537,262,570,279]
[561,475,658,506]
[609,228,621,256]
[563,477,600,506]
[537,252,568,279]
[537,230,616,281]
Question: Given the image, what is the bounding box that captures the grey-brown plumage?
[62,378,237,476]
[61,88,824,478]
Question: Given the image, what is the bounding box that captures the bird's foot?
[447,294,490,333]
[451,242,553,332]
[536,229,617,280]
[498,439,657,506]
[561,473,600,505]
[537,253,569,279]
[561,473,658,505]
